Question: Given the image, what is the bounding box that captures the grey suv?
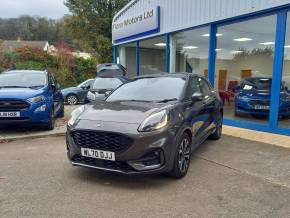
[66,73,223,178]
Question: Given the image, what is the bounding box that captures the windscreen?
[243,78,272,90]
[106,77,186,102]
[0,72,47,88]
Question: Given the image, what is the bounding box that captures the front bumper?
[66,120,179,175]
[0,100,50,125]
[235,99,290,117]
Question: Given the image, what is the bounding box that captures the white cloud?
[0,0,69,19]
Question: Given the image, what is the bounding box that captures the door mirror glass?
[191,92,203,102]
[105,91,112,98]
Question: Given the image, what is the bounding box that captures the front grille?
[249,100,270,106]
[0,100,30,111]
[72,130,133,153]
[72,155,134,172]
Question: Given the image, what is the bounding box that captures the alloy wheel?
[178,137,191,173]
[67,95,78,105]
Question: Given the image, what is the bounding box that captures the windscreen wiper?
[28,85,44,89]
[156,98,178,103]
[0,85,28,88]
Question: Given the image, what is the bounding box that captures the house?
[0,40,52,52]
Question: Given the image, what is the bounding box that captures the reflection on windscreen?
[0,72,47,88]
[92,78,123,90]
[243,78,288,91]
[107,77,186,102]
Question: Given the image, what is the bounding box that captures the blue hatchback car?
[235,77,290,118]
[0,70,64,130]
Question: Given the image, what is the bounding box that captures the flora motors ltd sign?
[112,7,160,43]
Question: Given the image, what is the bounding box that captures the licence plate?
[0,112,20,117]
[254,105,270,110]
[81,148,115,161]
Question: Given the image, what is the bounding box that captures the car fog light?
[128,150,163,171]
[35,104,46,112]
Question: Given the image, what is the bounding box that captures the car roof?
[2,70,46,75]
[95,75,129,81]
[135,72,203,80]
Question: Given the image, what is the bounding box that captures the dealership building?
[112,0,290,136]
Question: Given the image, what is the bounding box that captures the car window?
[92,78,123,90]
[199,78,212,95]
[185,77,201,100]
[78,79,93,88]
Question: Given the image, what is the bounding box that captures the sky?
[0,0,69,19]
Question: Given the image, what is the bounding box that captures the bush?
[0,46,98,87]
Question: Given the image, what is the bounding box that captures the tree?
[64,0,130,63]
[0,16,72,45]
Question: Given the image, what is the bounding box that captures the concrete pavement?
[0,105,78,142]
[1,135,290,217]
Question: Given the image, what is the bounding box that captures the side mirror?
[105,91,112,98]
[191,92,204,102]
[51,83,56,90]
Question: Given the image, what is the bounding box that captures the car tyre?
[209,112,223,140]
[66,94,78,105]
[44,108,55,130]
[169,133,191,179]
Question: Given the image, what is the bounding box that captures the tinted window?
[185,77,201,100]
[92,78,123,90]
[0,72,47,88]
[107,77,186,102]
[199,78,211,95]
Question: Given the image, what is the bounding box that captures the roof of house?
[0,40,48,51]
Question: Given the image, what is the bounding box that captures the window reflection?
[215,15,277,125]
[118,43,136,78]
[139,36,166,75]
[172,27,209,76]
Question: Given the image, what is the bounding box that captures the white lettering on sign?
[112,7,160,42]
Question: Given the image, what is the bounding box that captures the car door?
[78,79,94,102]
[183,76,207,141]
[48,73,63,115]
[198,77,217,134]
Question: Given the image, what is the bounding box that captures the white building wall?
[113,0,290,45]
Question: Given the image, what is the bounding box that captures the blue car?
[61,79,94,105]
[235,77,290,118]
[0,70,64,130]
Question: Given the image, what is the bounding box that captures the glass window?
[172,27,209,76]
[118,43,136,78]
[139,36,166,75]
[215,15,277,125]
[279,13,290,129]
[92,78,123,90]
[185,77,201,100]
[107,77,186,102]
[199,78,211,95]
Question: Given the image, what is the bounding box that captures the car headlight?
[87,91,96,101]
[138,110,169,132]
[28,95,45,103]
[68,105,85,126]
